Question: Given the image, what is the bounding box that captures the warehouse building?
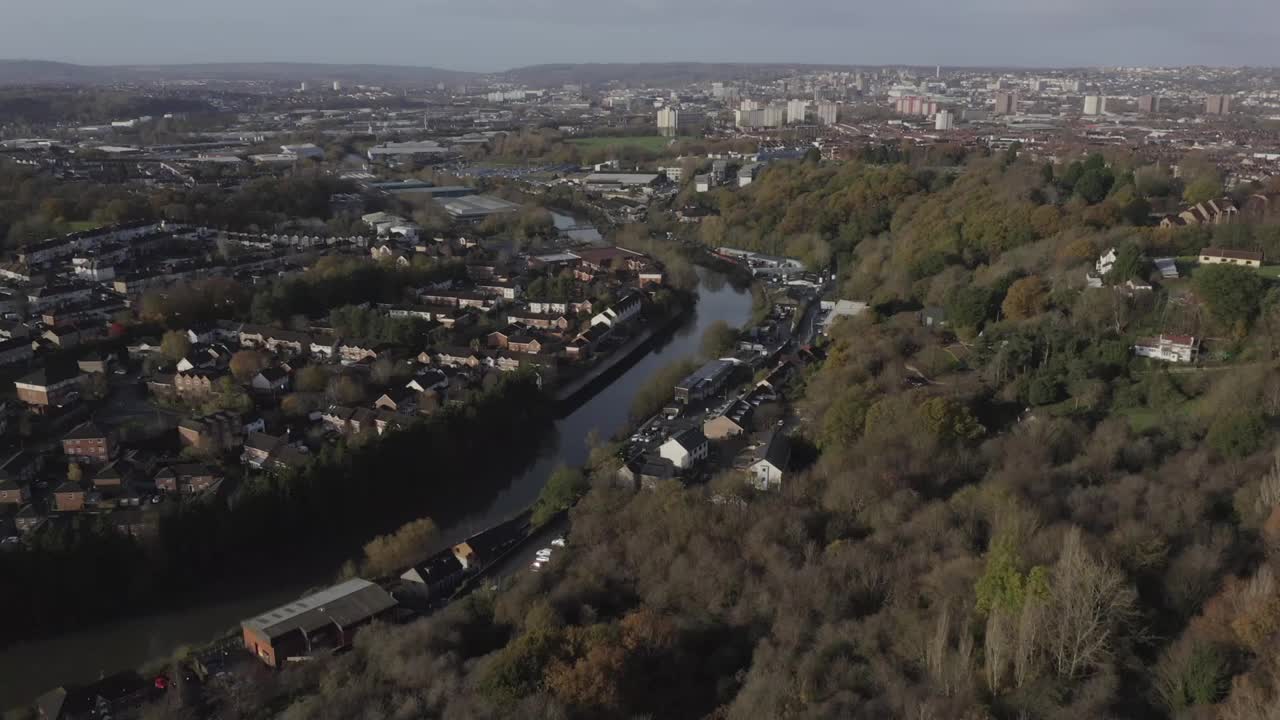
[241,578,397,667]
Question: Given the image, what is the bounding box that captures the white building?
[816,102,839,125]
[1083,95,1107,116]
[934,110,955,131]
[281,143,324,160]
[1133,335,1198,363]
[656,107,679,136]
[659,428,708,470]
[1096,247,1117,276]
[786,99,808,124]
[749,431,791,491]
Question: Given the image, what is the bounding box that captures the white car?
[551,538,566,547]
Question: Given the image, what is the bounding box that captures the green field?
[66,220,102,232]
[568,136,686,153]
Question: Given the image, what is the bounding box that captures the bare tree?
[984,608,1013,693]
[1014,597,1047,688]
[1046,528,1139,679]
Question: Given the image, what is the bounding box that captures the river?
[0,268,751,710]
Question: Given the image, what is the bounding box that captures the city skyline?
[2,0,1278,72]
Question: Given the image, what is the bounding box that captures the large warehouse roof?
[242,578,396,640]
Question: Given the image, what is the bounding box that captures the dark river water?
[0,268,751,710]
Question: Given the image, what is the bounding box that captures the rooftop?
[242,578,396,640]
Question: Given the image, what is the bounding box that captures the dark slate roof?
[64,420,108,441]
[757,430,792,469]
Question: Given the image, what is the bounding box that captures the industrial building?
[440,195,521,221]
[675,359,736,403]
[241,578,397,667]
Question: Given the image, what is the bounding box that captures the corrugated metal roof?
[242,578,396,640]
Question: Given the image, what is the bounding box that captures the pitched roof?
[668,426,707,452]
[241,578,396,640]
[64,420,108,440]
[756,430,792,469]
[1201,246,1263,262]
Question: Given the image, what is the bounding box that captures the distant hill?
[0,60,475,87]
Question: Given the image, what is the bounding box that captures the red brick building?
[62,420,117,464]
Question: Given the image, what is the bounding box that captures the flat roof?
[242,578,396,640]
[583,173,660,185]
[442,195,521,218]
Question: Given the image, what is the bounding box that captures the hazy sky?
[3,0,1278,70]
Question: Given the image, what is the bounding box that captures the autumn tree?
[360,517,438,578]
[229,350,267,381]
[1001,276,1047,321]
[160,330,191,363]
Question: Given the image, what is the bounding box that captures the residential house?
[251,367,291,394]
[374,387,419,415]
[174,369,222,398]
[749,430,791,490]
[506,335,544,354]
[507,311,571,333]
[155,464,222,494]
[590,291,643,329]
[338,340,380,364]
[0,476,28,506]
[1134,334,1199,363]
[476,280,521,301]
[0,336,34,366]
[703,399,754,440]
[91,460,133,489]
[659,427,709,470]
[1199,247,1262,268]
[77,352,111,375]
[52,481,87,512]
[178,413,243,452]
[62,421,116,463]
[241,432,283,468]
[14,364,83,411]
[14,504,43,533]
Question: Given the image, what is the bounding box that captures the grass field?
[568,136,685,153]
[66,220,102,232]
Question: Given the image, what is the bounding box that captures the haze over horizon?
[3,0,1278,72]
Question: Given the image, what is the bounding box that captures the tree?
[1183,176,1222,205]
[1074,168,1114,204]
[532,466,588,526]
[700,321,738,359]
[67,463,83,483]
[360,517,438,578]
[295,365,329,393]
[1046,528,1138,679]
[1207,409,1266,459]
[229,350,267,381]
[1001,276,1047,321]
[820,387,871,448]
[1194,264,1264,330]
[919,397,984,444]
[946,286,997,333]
[160,330,191,363]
